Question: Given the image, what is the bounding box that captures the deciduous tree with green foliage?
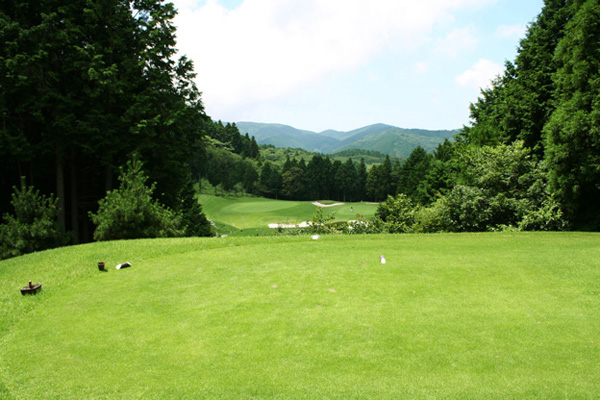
[375,194,416,233]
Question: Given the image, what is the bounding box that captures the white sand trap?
[312,201,345,207]
[268,221,312,229]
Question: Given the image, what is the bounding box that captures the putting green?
[198,195,378,231]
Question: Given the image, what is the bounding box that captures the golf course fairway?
[0,232,599,399]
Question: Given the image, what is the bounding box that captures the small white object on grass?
[311,235,320,240]
[116,262,132,270]
[380,255,386,264]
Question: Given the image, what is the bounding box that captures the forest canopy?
[0,0,209,248]
[460,0,600,230]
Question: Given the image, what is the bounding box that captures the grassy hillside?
[331,124,457,157]
[198,194,379,235]
[237,122,339,153]
[1,233,599,399]
[239,122,457,158]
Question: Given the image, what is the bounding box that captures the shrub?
[346,214,384,234]
[0,178,68,260]
[412,197,452,233]
[89,159,183,241]
[310,207,335,234]
[442,185,492,232]
[518,195,568,231]
[375,194,417,233]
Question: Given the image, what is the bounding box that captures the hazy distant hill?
[236,122,458,158]
[234,122,339,153]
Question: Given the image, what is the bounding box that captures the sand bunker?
[312,202,345,207]
[268,202,347,228]
[268,221,312,229]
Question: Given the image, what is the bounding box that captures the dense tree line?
[203,121,260,159]
[459,0,600,230]
[200,138,453,205]
[260,145,392,166]
[0,0,211,253]
[195,120,261,195]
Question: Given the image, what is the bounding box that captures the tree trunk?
[105,164,113,193]
[70,153,79,244]
[17,160,23,181]
[56,145,66,230]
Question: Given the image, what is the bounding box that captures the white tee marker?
[380,255,386,264]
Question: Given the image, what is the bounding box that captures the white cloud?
[414,62,428,75]
[429,89,443,106]
[495,23,526,39]
[435,26,479,57]
[456,59,504,89]
[172,0,497,116]
[367,73,380,83]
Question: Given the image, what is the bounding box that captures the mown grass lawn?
[198,195,378,234]
[1,232,599,399]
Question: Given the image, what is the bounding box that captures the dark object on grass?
[116,262,132,270]
[98,262,106,271]
[21,281,42,295]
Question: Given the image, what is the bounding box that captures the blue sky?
[171,0,545,132]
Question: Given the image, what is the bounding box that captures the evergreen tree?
[397,146,431,204]
[281,167,307,200]
[330,160,343,201]
[178,179,212,237]
[356,158,368,201]
[419,139,457,204]
[282,156,294,174]
[227,123,243,154]
[543,0,600,228]
[89,159,183,241]
[381,155,393,197]
[390,159,403,195]
[0,178,69,260]
[306,155,327,199]
[0,0,205,243]
[366,165,386,201]
[267,167,282,199]
[258,162,274,197]
[239,159,259,194]
[461,0,573,150]
[335,159,358,202]
[249,136,260,159]
[321,157,334,199]
[258,161,282,198]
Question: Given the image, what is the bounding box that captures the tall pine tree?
[543,0,600,228]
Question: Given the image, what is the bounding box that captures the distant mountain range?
[235,122,459,158]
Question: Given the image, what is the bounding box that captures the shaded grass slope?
[1,233,599,399]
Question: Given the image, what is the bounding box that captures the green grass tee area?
[198,194,379,235]
[1,232,599,399]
